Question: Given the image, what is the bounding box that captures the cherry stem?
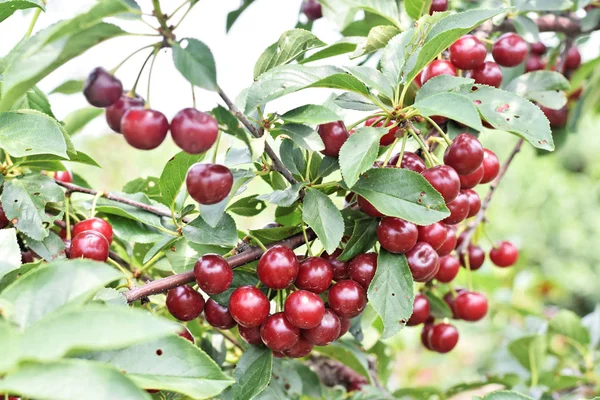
[304,151,313,182]
[211,131,222,164]
[146,49,160,108]
[190,84,197,108]
[65,196,72,240]
[423,115,452,145]
[130,50,155,97]
[382,137,399,167]
[168,0,190,19]
[106,257,134,288]
[247,233,268,252]
[112,43,158,75]
[395,134,408,168]
[24,8,41,39]
[302,223,313,256]
[408,127,435,167]
[90,191,104,218]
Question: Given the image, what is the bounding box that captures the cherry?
[83,67,123,107]
[121,108,169,150]
[436,226,457,257]
[427,323,459,353]
[347,377,368,392]
[443,191,470,225]
[328,280,367,319]
[377,217,418,254]
[418,223,447,251]
[389,151,426,173]
[186,163,234,205]
[566,47,581,70]
[0,204,9,229]
[460,244,485,270]
[421,323,435,350]
[366,117,400,146]
[228,285,270,328]
[357,195,384,217]
[302,0,322,21]
[171,108,219,154]
[443,289,465,318]
[444,133,484,176]
[429,0,448,14]
[21,251,35,263]
[480,149,500,184]
[490,241,519,267]
[470,61,503,88]
[178,326,194,343]
[338,317,351,338]
[435,255,460,283]
[463,189,481,218]
[459,164,484,189]
[260,312,300,351]
[238,325,263,345]
[421,165,461,203]
[54,170,73,184]
[348,252,377,289]
[525,55,545,72]
[421,60,457,85]
[407,294,431,326]
[302,308,341,345]
[284,290,325,329]
[284,337,314,358]
[295,256,333,294]
[63,239,71,259]
[407,242,440,282]
[454,291,488,321]
[492,33,528,67]
[530,41,546,55]
[105,92,144,133]
[204,298,237,329]
[449,35,487,70]
[540,105,568,128]
[72,217,113,244]
[69,230,109,261]
[194,254,233,295]
[321,249,349,281]
[317,121,349,158]
[257,245,299,289]
[165,285,205,321]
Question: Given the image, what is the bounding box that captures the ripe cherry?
[566,47,581,70]
[460,244,485,270]
[407,242,440,282]
[450,35,487,70]
[105,93,144,133]
[492,33,528,67]
[418,223,447,251]
[357,196,384,217]
[421,323,435,350]
[454,291,488,321]
[186,163,233,205]
[317,121,349,158]
[421,60,457,85]
[284,337,314,358]
[121,108,169,150]
[178,326,194,343]
[166,285,205,321]
[303,308,341,345]
[284,290,325,329]
[377,217,418,254]
[238,325,263,345]
[72,218,113,244]
[429,0,448,14]
[348,252,377,289]
[257,245,299,289]
[338,317,351,338]
[525,55,545,72]
[366,117,400,146]
[171,108,219,154]
[421,165,461,203]
[530,41,546,55]
[204,298,236,329]
[480,149,500,184]
[194,254,233,295]
[328,280,367,319]
[295,256,333,294]
[321,249,349,281]
[389,151,426,173]
[0,204,9,229]
[302,0,322,21]
[458,164,484,189]
[470,61,503,88]
[69,230,109,261]
[540,105,568,128]
[437,226,457,257]
[427,323,459,353]
[21,251,35,263]
[463,189,481,218]
[228,285,270,328]
[435,255,460,283]
[83,67,123,107]
[443,191,470,225]
[260,312,300,351]
[407,294,431,326]
[490,241,519,267]
[444,133,484,176]
[54,170,73,184]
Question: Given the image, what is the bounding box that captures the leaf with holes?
[339,127,388,188]
[172,38,218,91]
[505,70,570,110]
[302,188,344,254]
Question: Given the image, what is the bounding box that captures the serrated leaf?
[231,346,273,400]
[159,152,204,209]
[0,110,68,158]
[0,0,45,23]
[183,214,238,247]
[272,123,324,151]
[0,228,22,280]
[505,70,570,109]
[281,104,341,125]
[413,92,483,130]
[12,86,56,118]
[63,107,103,136]
[351,25,401,59]
[172,38,218,91]
[258,183,305,207]
[302,188,344,254]
[338,218,378,261]
[25,231,66,261]
[339,127,387,188]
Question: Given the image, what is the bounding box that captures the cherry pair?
[67,218,113,262]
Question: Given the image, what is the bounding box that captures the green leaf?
[339,126,387,188]
[158,152,204,209]
[281,104,341,125]
[415,75,474,101]
[228,195,266,217]
[413,92,483,130]
[63,107,103,136]
[0,110,68,158]
[280,138,308,178]
[315,340,371,380]
[231,346,273,400]
[50,79,84,95]
[199,169,255,227]
[165,238,226,274]
[0,0,44,23]
[507,335,547,373]
[512,15,540,42]
[381,29,416,86]
[334,92,379,111]
[351,25,401,59]
[12,86,56,118]
[248,225,303,244]
[345,65,394,99]
[338,218,378,261]
[172,38,218,91]
[183,214,238,247]
[513,0,573,11]
[2,174,65,241]
[105,214,165,244]
[211,270,259,306]
[212,105,251,148]
[483,390,534,400]
[302,188,344,254]
[404,0,432,20]
[95,192,167,231]
[257,183,305,207]
[0,228,22,280]
[300,37,362,64]
[423,290,453,319]
[254,29,326,79]
[349,168,449,225]
[505,70,570,109]
[368,251,414,339]
[226,0,254,32]
[25,231,66,262]
[272,123,324,151]
[548,309,591,345]
[142,236,179,264]
[345,0,400,27]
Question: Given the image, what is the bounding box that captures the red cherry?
[63,239,71,259]
[21,251,35,263]
[377,217,418,254]
[366,117,401,146]
[178,326,194,343]
[443,291,460,318]
[204,298,237,329]
[260,312,300,351]
[435,255,460,283]
[459,164,484,189]
[525,55,545,72]
[72,218,113,244]
[454,291,488,321]
[83,67,123,107]
[302,308,342,346]
[105,92,144,133]
[421,165,461,203]
[566,47,581,70]
[283,337,314,358]
[238,325,263,345]
[540,105,568,128]
[284,290,325,329]
[257,245,299,289]
[480,149,500,184]
[357,195,384,217]
[302,0,322,20]
[463,189,481,218]
[436,226,457,257]
[530,41,546,55]
[406,294,431,326]
[421,323,435,350]
[470,61,503,88]
[166,285,205,321]
[348,252,378,289]
[295,256,333,294]
[449,35,487,70]
[328,280,367,319]
[407,242,440,282]
[317,121,349,158]
[121,108,169,150]
[228,285,270,328]
[338,317,351,338]
[194,254,233,295]
[69,230,109,261]
[492,33,528,67]
[427,323,459,353]
[171,108,218,154]
[429,0,448,14]
[421,60,457,85]
[389,151,426,173]
[443,191,470,225]
[321,249,349,281]
[460,244,485,270]
[418,223,447,250]
[490,241,519,267]
[0,204,9,229]
[186,163,233,205]
[444,133,484,176]
[54,170,73,184]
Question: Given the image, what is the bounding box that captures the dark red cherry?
[121,108,169,150]
[178,326,194,343]
[204,298,236,329]
[165,285,205,321]
[295,256,333,294]
[69,230,109,261]
[328,280,367,319]
[260,312,300,351]
[525,55,545,72]
[72,218,113,244]
[0,204,9,229]
[21,251,35,263]
[302,0,322,20]
[406,242,440,282]
[406,294,431,326]
[338,317,351,338]
[530,41,546,55]
[302,308,341,345]
[357,195,384,217]
[435,255,460,283]
[427,323,459,353]
[421,60,457,85]
[492,33,528,67]
[63,239,71,259]
[54,170,73,184]
[257,245,299,289]
[317,121,349,158]
[470,61,503,88]
[171,108,218,154]
[348,252,377,289]
[540,105,568,128]
[105,93,144,133]
[417,223,447,251]
[454,291,488,321]
[228,285,270,328]
[566,47,581,70]
[377,217,418,254]
[437,226,457,257]
[83,67,123,107]
[421,165,461,203]
[283,337,314,358]
[463,189,481,218]
[449,35,487,70]
[460,244,485,270]
[421,323,435,350]
[480,149,500,184]
[444,133,484,175]
[186,163,234,205]
[443,191,470,225]
[284,290,325,329]
[321,249,349,281]
[366,117,401,146]
[238,325,263,345]
[194,254,233,295]
[490,241,519,267]
[389,151,426,173]
[459,164,484,189]
[429,0,448,14]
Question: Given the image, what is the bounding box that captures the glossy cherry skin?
[454,291,488,321]
[389,151,426,173]
[186,163,234,205]
[178,326,194,343]
[444,133,484,176]
[470,62,503,88]
[204,298,237,329]
[443,191,470,225]
[418,223,447,251]
[421,323,435,350]
[459,164,484,189]
[366,117,400,146]
[407,242,440,282]
[437,226,457,257]
[260,312,300,351]
[321,249,349,281]
[302,308,342,345]
[450,35,487,70]
[328,280,367,319]
[284,290,325,329]
[121,108,169,150]
[463,189,481,218]
[531,41,546,55]
[54,170,73,184]
[69,230,109,262]
[171,108,219,154]
[194,254,233,295]
[540,105,568,128]
[83,67,123,107]
[302,0,322,20]
[238,325,263,345]
[257,245,299,289]
[490,241,519,267]
[407,294,431,326]
[377,217,418,254]
[525,55,545,72]
[0,204,9,229]
[421,60,457,85]
[228,285,270,328]
[429,0,448,14]
[317,121,349,158]
[295,256,333,294]
[421,165,461,203]
[566,47,581,70]
[105,92,144,133]
[480,149,500,184]
[72,218,113,244]
[348,252,377,289]
[492,33,528,67]
[284,337,314,358]
[460,244,485,270]
[435,255,460,283]
[165,285,205,321]
[338,317,351,338]
[357,196,384,217]
[427,323,459,353]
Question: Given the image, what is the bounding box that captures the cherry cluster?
[61,217,114,262]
